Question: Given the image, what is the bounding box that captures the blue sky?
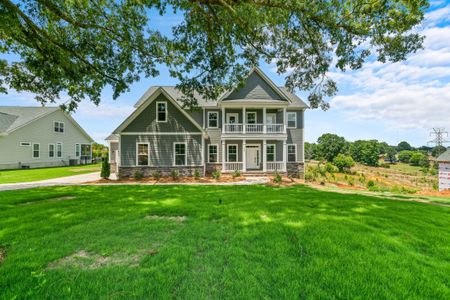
[1,1,450,147]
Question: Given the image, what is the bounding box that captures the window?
[32,143,40,158]
[287,112,297,128]
[287,144,297,162]
[208,144,218,163]
[137,143,149,166]
[174,143,186,166]
[247,112,257,124]
[81,144,91,157]
[54,121,64,133]
[48,144,55,158]
[19,142,31,146]
[267,144,275,162]
[156,101,167,122]
[56,143,62,158]
[227,144,238,162]
[75,144,80,157]
[208,112,218,128]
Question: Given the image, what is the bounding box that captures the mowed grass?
[0,163,101,184]
[0,185,449,299]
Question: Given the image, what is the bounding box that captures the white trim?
[173,142,187,166]
[227,144,238,162]
[246,111,257,124]
[19,142,31,147]
[32,143,40,159]
[75,143,81,157]
[226,113,239,124]
[48,143,55,158]
[287,112,297,128]
[207,111,219,128]
[208,144,218,163]
[120,132,202,136]
[287,144,297,162]
[156,101,168,123]
[136,142,150,166]
[56,142,63,158]
[266,143,276,162]
[53,121,65,133]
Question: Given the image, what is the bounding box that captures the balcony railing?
[223,123,285,134]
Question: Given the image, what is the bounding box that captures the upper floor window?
[287,112,297,128]
[287,144,297,162]
[156,101,167,122]
[208,112,218,128]
[174,143,186,166]
[54,121,64,133]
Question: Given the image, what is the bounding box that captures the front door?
[246,145,260,169]
[266,113,276,125]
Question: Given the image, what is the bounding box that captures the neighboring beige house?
[437,149,450,191]
[0,106,94,170]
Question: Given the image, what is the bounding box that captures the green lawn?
[0,163,101,184]
[0,185,449,299]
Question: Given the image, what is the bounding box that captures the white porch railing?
[224,123,243,133]
[267,161,286,172]
[224,162,243,171]
[223,123,285,134]
[245,124,264,133]
[266,124,285,133]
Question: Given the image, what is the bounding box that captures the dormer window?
[156,102,167,122]
[54,121,64,133]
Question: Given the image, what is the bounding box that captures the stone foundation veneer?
[287,162,305,179]
[118,166,205,179]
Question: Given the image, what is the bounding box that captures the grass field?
[0,185,449,299]
[0,163,101,184]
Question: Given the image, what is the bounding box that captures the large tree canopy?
[0,0,428,110]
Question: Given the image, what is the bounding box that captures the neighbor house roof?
[0,106,59,134]
[437,149,450,162]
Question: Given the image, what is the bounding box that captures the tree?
[350,140,380,167]
[333,154,355,173]
[432,146,447,158]
[100,156,110,179]
[397,141,413,152]
[378,142,391,155]
[386,147,397,163]
[316,134,348,162]
[304,142,318,161]
[398,150,414,163]
[409,152,428,167]
[92,143,108,158]
[0,0,427,110]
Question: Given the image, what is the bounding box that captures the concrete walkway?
[0,173,269,191]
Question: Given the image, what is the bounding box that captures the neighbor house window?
[174,143,186,166]
[54,121,64,133]
[267,144,275,162]
[75,144,80,157]
[81,144,91,157]
[137,143,149,166]
[227,144,238,162]
[32,143,40,158]
[208,112,218,128]
[287,144,297,162]
[208,144,218,163]
[287,112,297,128]
[56,143,62,158]
[156,101,167,122]
[48,144,55,158]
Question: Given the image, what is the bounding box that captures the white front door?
[266,113,276,125]
[246,145,260,169]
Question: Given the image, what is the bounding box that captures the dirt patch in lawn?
[145,215,187,222]
[0,247,6,265]
[19,195,76,205]
[48,249,159,270]
[266,177,305,187]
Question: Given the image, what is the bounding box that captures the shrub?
[133,170,143,180]
[232,169,241,178]
[379,163,391,168]
[170,170,179,180]
[212,169,221,180]
[409,152,428,167]
[324,162,336,173]
[398,150,414,163]
[194,169,201,179]
[347,176,355,186]
[366,180,375,189]
[152,170,161,181]
[100,157,110,179]
[273,172,282,184]
[333,154,355,173]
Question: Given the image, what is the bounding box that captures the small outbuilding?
[437,149,450,191]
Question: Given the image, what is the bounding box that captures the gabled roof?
[437,149,450,162]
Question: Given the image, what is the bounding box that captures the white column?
[242,139,247,172]
[222,107,225,132]
[263,107,267,134]
[222,140,226,171]
[262,139,267,172]
[201,137,205,166]
[283,141,287,172]
[283,107,287,133]
[242,107,246,134]
[202,107,205,129]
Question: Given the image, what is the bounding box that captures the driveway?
[0,172,101,191]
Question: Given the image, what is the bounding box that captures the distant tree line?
[305,134,445,168]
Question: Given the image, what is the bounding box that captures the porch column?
[202,107,205,129]
[283,107,287,133]
[243,107,246,134]
[263,107,267,133]
[222,107,225,132]
[242,139,247,172]
[222,140,226,171]
[283,140,287,172]
[262,139,267,172]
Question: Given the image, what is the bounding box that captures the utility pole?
[428,128,450,156]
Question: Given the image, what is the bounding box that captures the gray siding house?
[0,106,94,170]
[108,68,307,178]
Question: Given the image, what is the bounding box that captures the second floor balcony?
[223,123,285,134]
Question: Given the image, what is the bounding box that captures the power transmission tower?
[428,128,450,156]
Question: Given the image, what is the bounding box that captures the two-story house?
[108,68,307,178]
